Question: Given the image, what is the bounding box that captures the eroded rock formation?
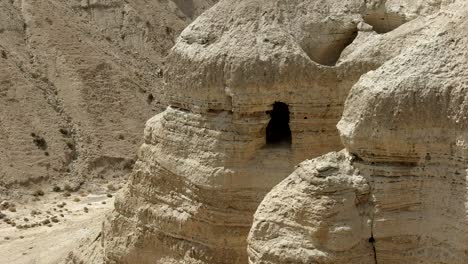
[100,0,460,263]
[248,151,374,263]
[248,1,468,263]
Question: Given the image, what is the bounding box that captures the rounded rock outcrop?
[102,0,461,263]
[248,151,374,264]
[248,1,468,263]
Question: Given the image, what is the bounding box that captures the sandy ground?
[0,191,114,264]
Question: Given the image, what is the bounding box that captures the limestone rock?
[339,2,468,262]
[102,0,455,263]
[248,1,468,263]
[248,151,374,264]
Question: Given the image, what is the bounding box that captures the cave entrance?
[266,102,292,146]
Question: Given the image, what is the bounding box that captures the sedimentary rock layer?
[248,151,375,264]
[102,0,456,263]
[248,1,468,263]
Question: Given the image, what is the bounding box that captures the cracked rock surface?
[100,0,461,263]
[248,1,468,263]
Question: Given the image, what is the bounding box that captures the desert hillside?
[0,0,216,263]
[1,0,468,263]
[0,0,216,191]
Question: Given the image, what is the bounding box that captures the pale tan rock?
[338,2,468,262]
[248,1,468,263]
[102,0,455,263]
[248,151,374,264]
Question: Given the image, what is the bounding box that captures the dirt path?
[0,192,113,264]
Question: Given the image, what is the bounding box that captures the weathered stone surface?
[103,106,296,263]
[248,1,468,263]
[339,2,468,262]
[248,151,374,264]
[102,0,459,263]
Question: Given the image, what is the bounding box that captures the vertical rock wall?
[248,2,468,263]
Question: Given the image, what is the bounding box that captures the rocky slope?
[0,0,216,193]
[248,1,468,263]
[99,0,459,263]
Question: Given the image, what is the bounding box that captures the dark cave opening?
[266,102,292,145]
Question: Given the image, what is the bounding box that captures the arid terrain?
[0,0,216,263]
[1,190,114,264]
[1,0,468,263]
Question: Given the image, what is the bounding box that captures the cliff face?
[101,0,458,263]
[0,0,216,189]
[248,1,468,263]
[338,4,468,261]
[248,151,374,264]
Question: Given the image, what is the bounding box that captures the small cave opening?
[363,12,407,34]
[266,102,292,146]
